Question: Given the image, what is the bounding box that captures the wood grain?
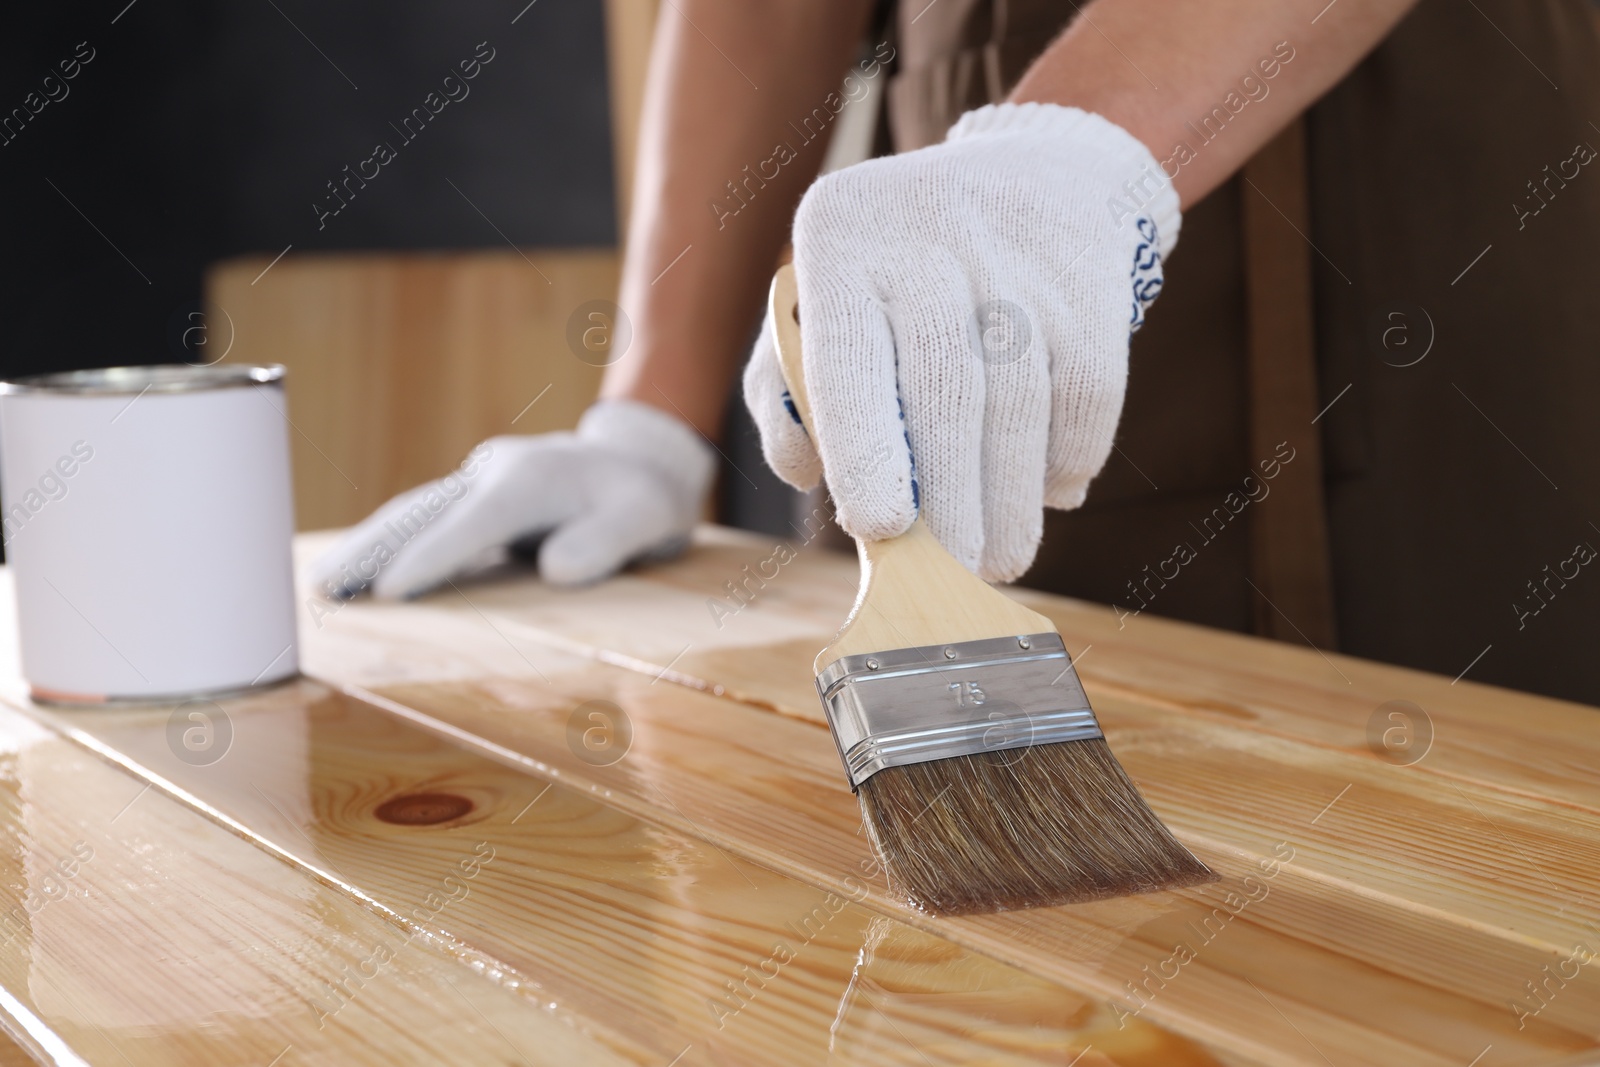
[603,0,660,244]
[15,682,1225,1067]
[297,525,1600,816]
[283,529,1600,1066]
[0,1019,48,1067]
[205,249,616,531]
[0,702,639,1066]
[361,667,1600,1066]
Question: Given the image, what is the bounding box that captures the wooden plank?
[357,670,1600,1065]
[206,250,615,531]
[300,527,1600,814]
[279,530,1600,1066]
[14,682,1228,1067]
[602,0,660,243]
[0,1025,44,1067]
[1014,584,1600,814]
[0,703,640,1067]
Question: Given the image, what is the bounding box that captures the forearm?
[601,0,875,437]
[1010,0,1419,206]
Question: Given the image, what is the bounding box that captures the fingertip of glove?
[915,504,986,578]
[537,539,615,588]
[770,450,823,493]
[833,496,917,546]
[1044,482,1090,511]
[307,556,370,603]
[537,564,602,589]
[976,558,1029,584]
[368,570,427,602]
[975,539,1039,585]
[322,579,366,602]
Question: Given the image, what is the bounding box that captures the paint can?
[0,364,298,704]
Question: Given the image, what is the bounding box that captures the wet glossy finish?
[0,528,1597,1065]
[0,703,636,1066]
[22,678,1224,1066]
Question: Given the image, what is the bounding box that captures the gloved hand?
[744,102,1179,582]
[309,399,715,598]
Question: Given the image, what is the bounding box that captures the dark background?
[1,0,617,380]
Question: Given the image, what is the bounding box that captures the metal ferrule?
[814,632,1100,789]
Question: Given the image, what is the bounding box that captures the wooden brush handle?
[767,265,1052,669]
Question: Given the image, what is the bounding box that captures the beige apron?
[885,0,1600,702]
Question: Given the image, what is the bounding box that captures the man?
[315,0,1600,702]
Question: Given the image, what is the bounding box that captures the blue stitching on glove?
[780,389,808,437]
[891,350,921,515]
[1129,216,1166,334]
[898,390,920,513]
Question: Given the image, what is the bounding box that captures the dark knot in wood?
[374,792,474,826]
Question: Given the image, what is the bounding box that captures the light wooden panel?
[281,528,1600,1067]
[6,529,1598,1065]
[0,703,638,1066]
[603,0,660,243]
[0,1018,48,1067]
[358,671,1600,1058]
[291,527,1600,813]
[0,1033,32,1067]
[16,682,1221,1067]
[205,249,617,531]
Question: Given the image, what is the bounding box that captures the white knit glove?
[309,400,715,597]
[744,102,1178,582]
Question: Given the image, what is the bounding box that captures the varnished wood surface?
[0,1033,35,1067]
[26,680,1225,1067]
[1,529,1598,1065]
[0,702,638,1066]
[294,528,1600,1066]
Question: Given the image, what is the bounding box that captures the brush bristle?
[857,738,1214,915]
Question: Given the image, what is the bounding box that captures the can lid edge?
[0,363,286,396]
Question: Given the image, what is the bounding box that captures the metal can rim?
[0,363,285,396]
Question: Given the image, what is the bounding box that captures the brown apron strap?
[981,0,1008,102]
[1239,118,1339,649]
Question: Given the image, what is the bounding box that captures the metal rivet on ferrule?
[866,658,880,671]
[1018,637,1031,649]
[943,647,956,659]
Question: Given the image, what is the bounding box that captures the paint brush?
[768,264,1213,914]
